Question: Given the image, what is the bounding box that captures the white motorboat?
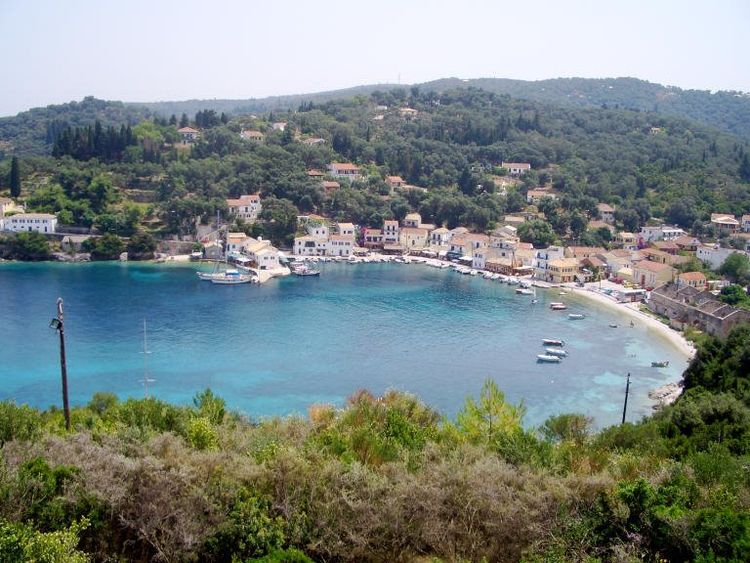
[545,348,568,357]
[210,269,254,284]
[550,302,567,310]
[537,354,562,363]
[516,287,534,295]
[568,313,585,320]
[543,338,565,346]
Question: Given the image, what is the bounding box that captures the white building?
[383,220,400,245]
[254,246,280,270]
[429,227,451,247]
[240,130,264,142]
[337,222,356,238]
[328,235,354,257]
[639,225,686,243]
[741,214,750,233]
[294,236,328,256]
[226,232,249,255]
[533,246,565,280]
[2,213,57,234]
[403,213,422,228]
[501,161,531,175]
[307,223,329,238]
[696,244,749,270]
[227,194,262,223]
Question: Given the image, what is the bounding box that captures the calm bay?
[0,261,687,428]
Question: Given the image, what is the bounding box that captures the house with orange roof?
[362,228,384,249]
[386,176,406,189]
[322,181,340,193]
[399,227,429,250]
[240,130,264,142]
[710,213,740,235]
[307,169,325,178]
[632,260,675,289]
[327,162,361,181]
[677,271,707,290]
[615,231,638,250]
[226,194,262,223]
[177,126,199,144]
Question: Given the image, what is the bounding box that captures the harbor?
[0,260,689,428]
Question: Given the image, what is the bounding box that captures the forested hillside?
[0,97,152,157]
[2,87,750,252]
[1,327,750,561]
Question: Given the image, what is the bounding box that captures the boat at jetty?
[568,313,585,320]
[537,354,562,363]
[291,263,320,276]
[210,269,255,284]
[543,338,565,346]
[545,348,568,357]
[651,360,670,368]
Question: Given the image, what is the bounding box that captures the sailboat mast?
[143,319,150,398]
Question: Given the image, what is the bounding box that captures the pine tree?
[740,153,750,182]
[169,114,177,126]
[180,113,189,128]
[9,156,21,198]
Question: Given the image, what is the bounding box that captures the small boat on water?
[651,361,670,368]
[568,313,585,320]
[545,348,568,357]
[210,269,255,284]
[559,290,569,295]
[537,354,562,363]
[550,302,567,310]
[516,287,534,295]
[543,338,565,346]
[609,323,619,328]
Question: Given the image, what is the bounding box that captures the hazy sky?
[1,0,748,116]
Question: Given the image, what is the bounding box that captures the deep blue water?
[0,261,687,428]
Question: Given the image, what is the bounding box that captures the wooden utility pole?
[53,298,71,430]
[621,373,631,425]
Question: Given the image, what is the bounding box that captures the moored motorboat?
[651,361,670,368]
[516,287,534,295]
[545,348,568,357]
[550,302,567,310]
[568,313,585,319]
[537,354,562,363]
[543,338,565,346]
[210,269,254,284]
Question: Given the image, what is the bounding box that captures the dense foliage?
[1,328,750,561]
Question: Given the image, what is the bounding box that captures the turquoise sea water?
[0,261,687,428]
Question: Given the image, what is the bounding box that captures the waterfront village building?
[490,225,518,244]
[449,233,488,257]
[615,232,638,250]
[383,220,400,245]
[337,222,356,238]
[294,236,328,256]
[177,127,199,144]
[403,213,422,228]
[430,227,451,247]
[240,130,264,142]
[533,246,565,280]
[710,213,740,236]
[696,244,749,270]
[743,214,750,233]
[226,232,249,255]
[328,235,353,257]
[363,228,384,249]
[648,283,750,337]
[242,238,280,270]
[327,162,361,181]
[632,260,675,289]
[565,246,606,260]
[544,258,580,284]
[639,225,686,243]
[501,162,531,176]
[2,213,57,234]
[674,235,701,252]
[399,227,429,249]
[597,203,616,224]
[226,194,262,223]
[677,271,707,291]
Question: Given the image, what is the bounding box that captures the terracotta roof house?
[632,260,675,289]
[501,162,531,175]
[240,130,264,141]
[677,271,707,290]
[710,213,740,235]
[327,162,361,181]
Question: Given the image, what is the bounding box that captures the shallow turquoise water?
[0,261,687,428]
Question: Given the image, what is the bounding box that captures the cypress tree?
[180,113,189,128]
[9,156,21,198]
[740,153,750,182]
